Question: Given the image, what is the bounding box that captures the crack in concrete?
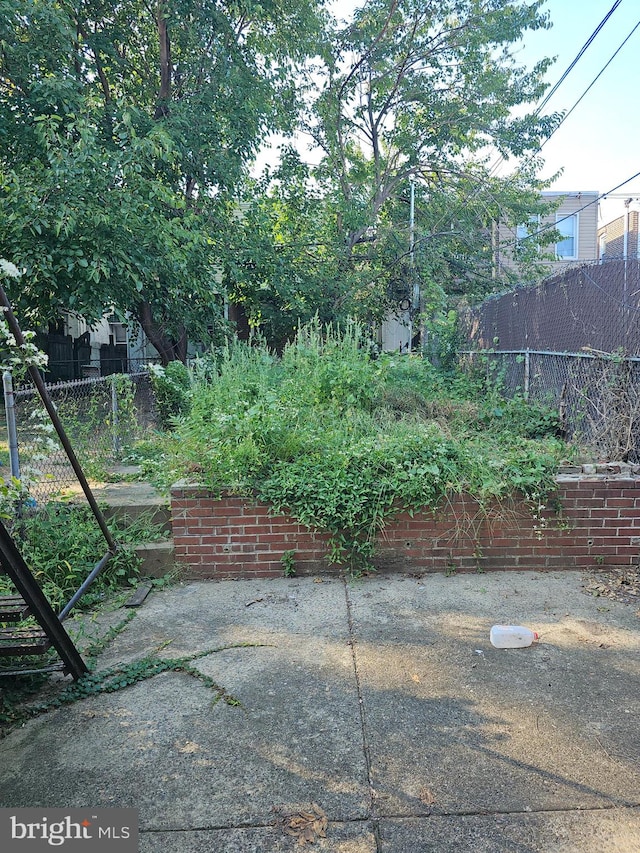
[342,576,383,853]
[136,803,640,836]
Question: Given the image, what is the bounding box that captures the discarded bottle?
[490,625,538,649]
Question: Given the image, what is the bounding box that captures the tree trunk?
[155,1,172,119]
[138,301,187,365]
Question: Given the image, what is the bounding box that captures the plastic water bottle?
[490,625,538,649]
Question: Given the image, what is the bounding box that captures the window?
[109,322,127,345]
[515,215,539,256]
[556,213,578,259]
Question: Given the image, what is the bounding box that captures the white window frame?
[555,213,579,260]
[515,215,540,255]
[109,322,128,345]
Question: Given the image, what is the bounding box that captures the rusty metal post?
[0,284,117,553]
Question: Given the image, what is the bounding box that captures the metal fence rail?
[460,349,640,462]
[5,371,157,503]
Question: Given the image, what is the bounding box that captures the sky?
[507,0,640,223]
[260,1,640,226]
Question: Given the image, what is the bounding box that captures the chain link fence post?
[3,370,20,480]
[110,376,121,458]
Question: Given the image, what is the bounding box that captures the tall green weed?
[142,321,566,570]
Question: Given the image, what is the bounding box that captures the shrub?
[148,360,192,429]
[3,503,165,613]
[142,320,566,571]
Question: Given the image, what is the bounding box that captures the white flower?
[0,259,21,279]
[147,363,165,378]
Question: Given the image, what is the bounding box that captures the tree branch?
[155,0,172,119]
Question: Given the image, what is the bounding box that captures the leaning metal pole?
[0,284,118,553]
[0,518,88,679]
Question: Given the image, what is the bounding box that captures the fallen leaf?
[582,569,640,609]
[175,740,200,754]
[273,803,328,846]
[419,787,436,806]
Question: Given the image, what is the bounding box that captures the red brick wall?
[170,475,640,579]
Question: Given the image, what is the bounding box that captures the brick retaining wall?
[170,473,640,579]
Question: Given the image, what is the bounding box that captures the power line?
[487,0,624,179]
[514,170,640,248]
[535,0,623,115]
[540,15,640,151]
[454,6,639,255]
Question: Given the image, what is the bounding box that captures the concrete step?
[133,540,175,579]
[90,481,172,533]
[71,472,177,577]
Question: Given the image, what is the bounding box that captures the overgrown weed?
[136,320,566,572]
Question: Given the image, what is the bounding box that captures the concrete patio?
[0,570,639,851]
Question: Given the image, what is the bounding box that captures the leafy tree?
[0,0,325,361]
[225,148,360,349]
[221,1,562,347]
[302,0,560,324]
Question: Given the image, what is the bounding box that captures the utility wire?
[486,0,624,179]
[535,0,623,115]
[447,6,639,253]
[516,170,640,246]
[540,15,640,151]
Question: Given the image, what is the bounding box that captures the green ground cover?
[141,320,567,572]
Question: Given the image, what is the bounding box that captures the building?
[36,313,159,383]
[496,190,600,277]
[378,190,601,353]
[597,197,640,261]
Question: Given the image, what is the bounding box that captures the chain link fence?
[463,259,640,356]
[4,371,157,504]
[460,349,640,463]
[459,258,640,462]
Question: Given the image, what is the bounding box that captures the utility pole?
[409,176,419,352]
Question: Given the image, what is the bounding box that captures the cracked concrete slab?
[347,571,640,819]
[0,579,368,829]
[139,821,377,852]
[378,808,640,852]
[1,572,639,852]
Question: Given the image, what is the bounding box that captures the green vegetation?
[148,361,193,430]
[0,613,253,735]
[137,320,566,572]
[1,503,166,614]
[1,0,560,356]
